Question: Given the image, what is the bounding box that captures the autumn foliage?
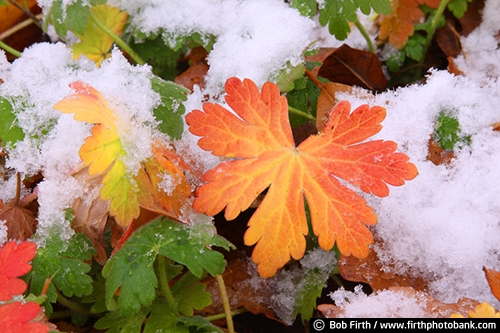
[186,77,418,277]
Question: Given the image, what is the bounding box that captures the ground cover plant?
[1,0,500,332]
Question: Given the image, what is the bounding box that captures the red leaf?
[0,241,36,301]
[0,301,50,333]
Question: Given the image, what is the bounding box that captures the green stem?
[421,0,450,63]
[55,289,91,315]
[354,19,375,54]
[205,307,247,322]
[0,41,21,58]
[156,255,180,316]
[90,11,145,65]
[216,274,235,333]
[288,106,316,122]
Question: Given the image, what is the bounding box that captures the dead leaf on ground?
[315,82,352,132]
[318,286,480,318]
[175,46,209,91]
[199,257,277,321]
[317,44,387,92]
[72,166,110,265]
[458,0,485,37]
[338,240,428,292]
[447,56,463,76]
[427,136,455,165]
[436,21,462,58]
[0,201,37,240]
[483,266,500,302]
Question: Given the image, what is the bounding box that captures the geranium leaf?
[0,241,36,301]
[186,77,418,277]
[0,301,49,333]
[0,97,24,145]
[72,4,128,66]
[170,271,211,316]
[102,217,232,317]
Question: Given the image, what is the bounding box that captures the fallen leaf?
[186,77,418,277]
[0,201,37,240]
[0,301,50,333]
[175,46,209,91]
[0,241,36,301]
[316,44,388,92]
[315,82,352,132]
[483,266,500,303]
[72,4,128,66]
[452,302,500,318]
[318,286,479,318]
[72,166,110,265]
[377,0,440,50]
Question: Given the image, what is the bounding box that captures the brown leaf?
[447,56,463,76]
[0,201,37,240]
[427,136,455,165]
[175,46,209,92]
[317,44,387,92]
[436,22,461,58]
[72,167,110,265]
[199,257,278,321]
[458,0,485,37]
[338,242,428,292]
[483,266,500,303]
[315,82,352,131]
[318,286,480,318]
[305,48,336,76]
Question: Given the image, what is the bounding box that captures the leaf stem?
[90,11,145,65]
[421,0,450,64]
[216,274,235,333]
[0,41,21,58]
[288,106,316,121]
[55,289,91,315]
[205,307,247,321]
[156,255,180,316]
[354,19,375,54]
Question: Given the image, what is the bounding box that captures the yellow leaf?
[80,124,124,175]
[72,4,129,66]
[451,302,500,318]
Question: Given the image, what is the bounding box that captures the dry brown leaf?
[315,82,352,131]
[175,46,209,92]
[72,166,110,265]
[427,136,455,165]
[447,56,463,76]
[199,257,278,321]
[317,44,387,93]
[0,201,37,240]
[338,241,428,292]
[483,266,500,303]
[318,286,480,318]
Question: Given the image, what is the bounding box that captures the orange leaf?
[186,77,418,277]
[377,0,440,49]
[0,241,36,301]
[484,266,500,303]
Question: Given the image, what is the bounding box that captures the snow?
[1,0,500,320]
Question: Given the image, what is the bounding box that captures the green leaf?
[65,0,91,35]
[102,217,233,317]
[29,232,94,316]
[289,0,317,17]
[286,77,320,128]
[318,0,357,40]
[151,76,189,140]
[0,97,24,145]
[274,63,305,92]
[177,316,224,333]
[434,109,471,151]
[448,0,472,19]
[144,298,189,333]
[404,33,426,62]
[353,0,391,15]
[131,36,182,81]
[94,308,149,333]
[0,0,8,6]
[171,271,212,316]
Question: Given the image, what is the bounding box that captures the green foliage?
[29,232,95,315]
[49,0,92,39]
[151,76,189,140]
[289,0,317,17]
[286,76,320,128]
[102,217,233,317]
[0,97,24,146]
[434,109,471,151]
[448,0,473,19]
[318,0,391,40]
[0,0,8,6]
[275,63,305,92]
[403,33,427,62]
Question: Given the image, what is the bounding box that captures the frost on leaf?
[54,81,191,227]
[186,77,418,277]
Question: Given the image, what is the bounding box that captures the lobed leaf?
[102,217,232,316]
[187,77,418,277]
[0,97,24,145]
[0,241,36,301]
[0,301,49,333]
